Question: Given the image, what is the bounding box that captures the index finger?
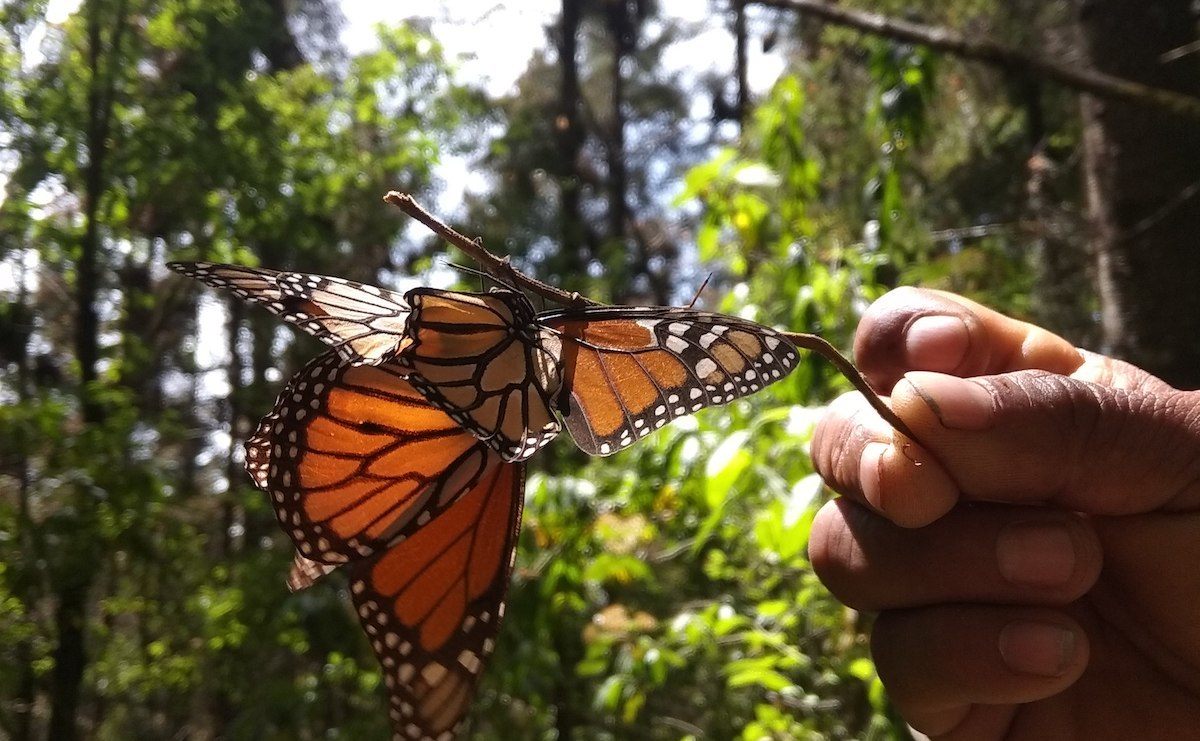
[815,289,1185,526]
[855,288,1085,392]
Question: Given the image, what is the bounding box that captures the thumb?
[890,370,1200,515]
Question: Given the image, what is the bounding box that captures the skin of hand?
[809,287,1200,740]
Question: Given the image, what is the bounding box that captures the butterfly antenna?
[443,259,523,294]
[687,272,714,309]
[442,259,486,280]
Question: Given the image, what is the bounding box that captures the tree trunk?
[220,299,245,559]
[557,0,587,257]
[49,586,89,741]
[50,1,128,735]
[734,0,750,122]
[606,7,629,243]
[1077,0,1200,388]
[261,0,304,70]
[13,252,38,741]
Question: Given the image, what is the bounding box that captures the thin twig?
[655,716,706,736]
[1121,176,1200,242]
[752,0,1200,122]
[384,191,600,307]
[929,222,1015,243]
[1161,39,1200,64]
[782,331,922,443]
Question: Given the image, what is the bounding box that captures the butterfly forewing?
[542,309,799,456]
[245,351,489,567]
[169,262,411,364]
[399,288,562,462]
[287,551,339,592]
[348,459,524,741]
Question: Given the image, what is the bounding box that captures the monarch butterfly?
[167,262,411,364]
[171,261,798,459]
[400,288,799,459]
[172,261,797,738]
[247,350,524,740]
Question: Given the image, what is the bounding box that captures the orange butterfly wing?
[168,262,411,364]
[398,288,562,462]
[541,309,799,456]
[245,352,493,568]
[348,458,524,741]
[245,349,525,739]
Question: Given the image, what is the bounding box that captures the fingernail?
[859,441,889,511]
[906,315,970,371]
[902,371,994,430]
[997,521,1077,588]
[999,621,1077,677]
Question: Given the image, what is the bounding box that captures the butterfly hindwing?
[348,458,525,741]
[541,308,799,456]
[169,262,411,364]
[398,288,562,462]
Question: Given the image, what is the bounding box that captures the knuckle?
[988,370,1200,510]
[814,393,874,488]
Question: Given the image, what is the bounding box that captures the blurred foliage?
[0,1,1082,739]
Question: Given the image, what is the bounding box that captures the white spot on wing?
[665,335,688,353]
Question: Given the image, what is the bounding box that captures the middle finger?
[809,499,1102,611]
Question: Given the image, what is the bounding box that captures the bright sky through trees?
[341,1,785,96]
[341,1,560,95]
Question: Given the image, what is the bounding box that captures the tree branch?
[781,331,920,443]
[384,191,600,307]
[751,0,1200,121]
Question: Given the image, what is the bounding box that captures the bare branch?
[1161,39,1200,64]
[781,331,922,444]
[752,0,1200,121]
[383,191,600,307]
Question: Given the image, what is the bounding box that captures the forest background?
[2,0,1198,739]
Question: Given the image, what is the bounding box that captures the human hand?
[810,288,1200,739]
